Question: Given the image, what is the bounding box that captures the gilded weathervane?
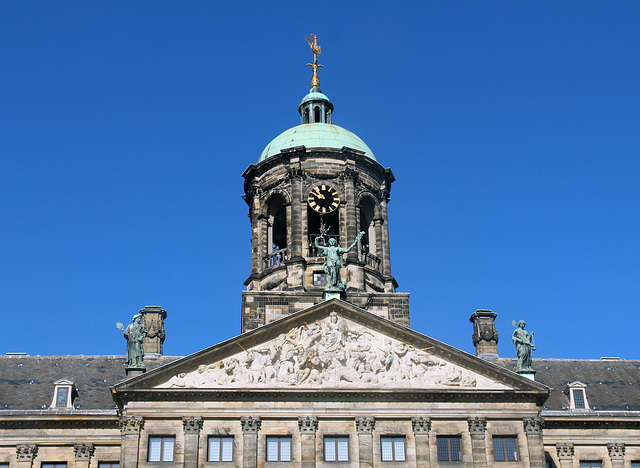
[306,34,323,88]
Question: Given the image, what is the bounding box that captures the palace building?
[1,40,640,468]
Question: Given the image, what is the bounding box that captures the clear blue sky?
[2,2,639,361]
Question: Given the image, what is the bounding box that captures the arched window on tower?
[314,106,321,123]
[303,108,310,124]
[266,195,287,268]
[359,198,380,271]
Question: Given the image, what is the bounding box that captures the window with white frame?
[493,436,518,461]
[380,436,405,462]
[565,382,590,410]
[324,436,348,462]
[208,436,233,462]
[266,436,291,462]
[50,379,75,409]
[437,435,462,462]
[148,436,175,462]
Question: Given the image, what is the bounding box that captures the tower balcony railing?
[308,234,340,257]
[264,248,288,268]
[360,251,381,271]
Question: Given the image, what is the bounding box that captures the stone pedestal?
[556,442,574,468]
[182,416,203,468]
[120,416,144,467]
[608,443,625,468]
[355,417,375,467]
[241,416,261,468]
[125,366,146,377]
[412,417,431,467]
[467,417,487,468]
[298,416,318,468]
[523,417,545,468]
[469,310,499,357]
[323,289,344,300]
[16,444,37,468]
[140,306,167,356]
[518,370,537,380]
[74,443,94,468]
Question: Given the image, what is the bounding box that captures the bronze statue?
[512,320,535,372]
[315,231,364,291]
[117,314,147,368]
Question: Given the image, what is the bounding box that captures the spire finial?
[305,34,323,89]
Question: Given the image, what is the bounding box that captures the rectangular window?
[98,464,119,468]
[55,387,69,407]
[266,436,291,462]
[580,463,601,468]
[380,436,405,462]
[208,436,234,462]
[42,465,67,468]
[438,436,461,462]
[631,463,640,468]
[572,389,586,408]
[313,272,326,286]
[493,436,518,461]
[148,436,175,462]
[324,436,349,462]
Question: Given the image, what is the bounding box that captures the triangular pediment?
[116,299,547,396]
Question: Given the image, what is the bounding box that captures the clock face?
[307,184,340,214]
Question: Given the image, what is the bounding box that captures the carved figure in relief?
[161,315,484,390]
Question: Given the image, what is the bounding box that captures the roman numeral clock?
[307,184,340,214]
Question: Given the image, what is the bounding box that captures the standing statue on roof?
[512,320,536,372]
[315,230,364,291]
[117,313,147,368]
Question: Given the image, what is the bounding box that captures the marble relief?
[158,313,507,389]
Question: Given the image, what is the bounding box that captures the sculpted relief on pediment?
[157,313,508,390]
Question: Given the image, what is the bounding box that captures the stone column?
[119,416,144,468]
[74,443,95,468]
[411,417,431,467]
[298,416,318,468]
[16,445,37,468]
[523,417,545,468]
[249,184,263,276]
[355,417,375,468]
[556,443,574,468]
[342,166,358,263]
[379,199,391,278]
[182,416,203,468]
[608,443,625,468]
[241,416,261,468]
[288,163,304,261]
[467,417,487,468]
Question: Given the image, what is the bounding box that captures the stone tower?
[241,42,409,332]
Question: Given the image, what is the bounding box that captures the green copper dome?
[258,123,376,162]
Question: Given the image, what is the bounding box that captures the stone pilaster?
[412,417,431,467]
[556,443,574,468]
[74,443,95,468]
[289,163,304,261]
[119,416,144,468]
[608,443,625,468]
[469,310,499,357]
[355,417,375,468]
[467,417,487,468]
[241,416,261,468]
[342,166,358,264]
[523,417,545,468]
[298,416,318,468]
[182,416,203,468]
[16,444,37,468]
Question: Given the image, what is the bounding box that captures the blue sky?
[2,2,639,361]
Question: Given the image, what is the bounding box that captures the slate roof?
[2,353,639,413]
[0,355,177,411]
[495,358,640,411]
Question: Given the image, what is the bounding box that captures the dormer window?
[564,381,590,410]
[50,379,76,409]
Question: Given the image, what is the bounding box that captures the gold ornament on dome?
[306,34,323,88]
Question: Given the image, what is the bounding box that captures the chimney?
[469,309,499,358]
[140,306,167,358]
